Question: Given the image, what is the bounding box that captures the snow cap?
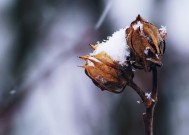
[91,28,130,65]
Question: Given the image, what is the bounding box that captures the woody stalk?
[79,15,167,135]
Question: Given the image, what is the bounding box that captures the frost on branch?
[145,92,151,99]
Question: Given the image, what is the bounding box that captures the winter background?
[0,0,189,135]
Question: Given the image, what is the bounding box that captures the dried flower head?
[79,52,133,93]
[80,15,167,92]
[126,15,167,71]
[79,29,133,93]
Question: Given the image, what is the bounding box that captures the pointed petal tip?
[136,14,141,20]
[78,65,86,68]
[136,14,145,22]
[89,44,97,50]
[79,55,89,60]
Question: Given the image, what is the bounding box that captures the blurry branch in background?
[0,0,42,118]
[0,50,68,115]
[1,0,109,134]
[95,0,112,30]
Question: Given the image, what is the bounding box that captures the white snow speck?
[10,89,16,95]
[144,47,150,55]
[145,92,151,99]
[156,54,159,59]
[137,101,141,104]
[132,69,136,72]
[96,75,107,83]
[91,28,130,65]
[133,21,143,30]
[159,25,167,34]
[87,60,94,66]
[145,92,156,102]
[159,25,167,40]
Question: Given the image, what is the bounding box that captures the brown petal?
[143,23,160,54]
[126,27,134,52]
[89,44,98,50]
[84,60,127,91]
[131,29,146,57]
[92,52,117,69]
[126,15,166,71]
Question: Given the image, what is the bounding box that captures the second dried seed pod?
[126,15,167,71]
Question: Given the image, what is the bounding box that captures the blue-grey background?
[0,0,189,135]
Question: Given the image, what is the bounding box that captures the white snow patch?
[145,92,151,99]
[87,56,102,67]
[133,21,143,30]
[145,92,155,102]
[91,28,130,65]
[144,47,150,55]
[159,25,167,41]
[155,54,159,59]
[87,60,94,66]
[136,101,141,104]
[159,25,167,34]
[89,57,102,63]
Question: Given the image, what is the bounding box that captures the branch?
[129,66,158,135]
[151,66,158,101]
[143,66,158,135]
[129,81,146,102]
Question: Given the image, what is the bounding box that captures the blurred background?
[0,0,189,135]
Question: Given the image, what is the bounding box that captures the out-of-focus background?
[0,0,189,135]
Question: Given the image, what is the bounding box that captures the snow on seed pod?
[79,15,167,92]
[79,29,133,93]
[126,15,167,71]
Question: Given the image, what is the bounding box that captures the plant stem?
[143,66,158,135]
[129,66,158,135]
[143,106,155,135]
[129,81,145,102]
[151,66,158,101]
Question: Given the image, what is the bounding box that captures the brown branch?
[151,66,158,101]
[142,66,158,135]
[143,107,154,135]
[129,66,158,135]
[129,81,146,102]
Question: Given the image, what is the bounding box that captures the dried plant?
[79,15,167,135]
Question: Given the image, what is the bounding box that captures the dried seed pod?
[126,15,167,71]
[79,52,134,93]
[80,28,133,93]
[79,15,167,92]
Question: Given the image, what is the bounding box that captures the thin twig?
[143,66,158,135]
[129,81,146,102]
[143,107,154,135]
[151,66,158,101]
[129,66,158,135]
